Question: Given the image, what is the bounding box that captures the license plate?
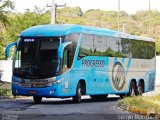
[28,90,37,94]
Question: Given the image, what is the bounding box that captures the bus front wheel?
[33,96,42,104]
[73,83,82,103]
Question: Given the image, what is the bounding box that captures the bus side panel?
[73,56,112,95]
[71,56,155,96]
[58,71,74,97]
[129,57,156,92]
[70,70,89,95]
[146,57,156,92]
[107,56,156,94]
[107,57,131,94]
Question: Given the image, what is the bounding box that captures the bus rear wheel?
[119,94,126,99]
[128,81,137,97]
[33,96,42,104]
[73,83,82,103]
[137,82,144,95]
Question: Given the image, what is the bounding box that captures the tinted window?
[130,40,155,59]
[13,37,60,79]
[79,34,94,58]
[65,33,79,44]
[78,33,155,59]
[92,35,105,56]
[65,33,80,67]
[121,38,131,57]
[148,42,155,59]
[105,37,122,57]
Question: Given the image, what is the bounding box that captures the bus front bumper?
[12,84,62,97]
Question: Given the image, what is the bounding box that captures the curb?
[118,103,160,119]
[0,95,12,99]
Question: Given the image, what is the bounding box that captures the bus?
[5,24,156,103]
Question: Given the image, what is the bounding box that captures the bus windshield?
[13,37,60,79]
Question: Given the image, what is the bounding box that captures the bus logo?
[112,61,126,91]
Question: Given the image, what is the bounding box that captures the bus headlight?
[47,83,53,87]
[55,78,64,84]
[46,78,64,87]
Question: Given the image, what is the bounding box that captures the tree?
[0,0,14,27]
[56,7,83,24]
[156,38,160,55]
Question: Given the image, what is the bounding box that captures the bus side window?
[62,48,71,72]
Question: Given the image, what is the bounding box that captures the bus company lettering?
[82,59,105,67]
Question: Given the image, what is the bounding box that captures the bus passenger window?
[62,48,71,72]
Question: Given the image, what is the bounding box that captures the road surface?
[0,95,133,120]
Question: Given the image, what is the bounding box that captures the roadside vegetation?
[118,96,160,114]
[0,89,25,99]
[0,89,12,96]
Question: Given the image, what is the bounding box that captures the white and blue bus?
[5,24,156,103]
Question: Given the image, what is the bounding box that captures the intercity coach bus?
[5,24,156,103]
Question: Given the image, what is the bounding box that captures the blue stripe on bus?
[114,58,118,63]
[122,58,125,63]
[126,58,132,75]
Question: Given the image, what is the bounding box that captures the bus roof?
[20,24,155,42]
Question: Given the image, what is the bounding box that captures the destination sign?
[24,39,35,42]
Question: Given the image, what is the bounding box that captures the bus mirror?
[58,42,72,59]
[5,42,16,59]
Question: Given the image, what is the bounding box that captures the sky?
[12,0,160,14]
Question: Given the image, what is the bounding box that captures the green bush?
[0,89,12,96]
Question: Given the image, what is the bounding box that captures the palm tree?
[0,0,14,26]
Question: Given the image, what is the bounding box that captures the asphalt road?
[0,95,133,120]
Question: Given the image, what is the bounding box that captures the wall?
[0,60,12,83]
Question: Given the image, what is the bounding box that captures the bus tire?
[73,83,82,103]
[119,94,126,99]
[33,96,42,104]
[137,81,144,95]
[128,81,137,97]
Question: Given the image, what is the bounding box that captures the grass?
[0,89,12,96]
[0,89,29,99]
[118,96,160,113]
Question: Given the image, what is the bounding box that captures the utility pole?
[47,0,66,24]
[148,0,151,33]
[118,0,120,32]
[51,0,56,24]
